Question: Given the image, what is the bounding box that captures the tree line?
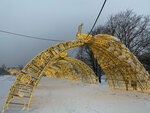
[0,64,23,76]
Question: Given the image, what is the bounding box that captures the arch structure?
[44,53,98,84]
[2,29,150,112]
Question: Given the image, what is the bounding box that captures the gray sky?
[0,0,150,67]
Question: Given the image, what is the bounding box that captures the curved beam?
[56,59,80,81]
[45,65,62,78]
[2,40,85,112]
[87,34,150,91]
[44,56,98,84]
[63,57,98,84]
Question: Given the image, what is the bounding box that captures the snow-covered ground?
[0,75,150,113]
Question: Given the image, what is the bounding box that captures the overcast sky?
[0,0,150,67]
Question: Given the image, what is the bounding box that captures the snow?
[0,75,150,113]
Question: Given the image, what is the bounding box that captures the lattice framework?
[2,27,150,112]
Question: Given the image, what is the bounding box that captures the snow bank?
[0,76,150,113]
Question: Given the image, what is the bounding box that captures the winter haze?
[0,0,150,66]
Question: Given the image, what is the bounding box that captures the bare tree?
[93,10,150,56]
[138,45,150,72]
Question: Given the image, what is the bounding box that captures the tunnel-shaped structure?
[2,31,150,112]
[44,54,98,84]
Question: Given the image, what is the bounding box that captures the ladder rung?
[31,61,43,71]
[9,93,30,98]
[12,86,32,93]
[18,82,34,86]
[7,102,28,106]
[18,90,31,94]
[16,84,33,88]
[15,85,32,91]
[18,88,32,93]
[28,66,40,73]
[21,70,38,80]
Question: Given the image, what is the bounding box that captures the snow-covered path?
[0,76,150,113]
